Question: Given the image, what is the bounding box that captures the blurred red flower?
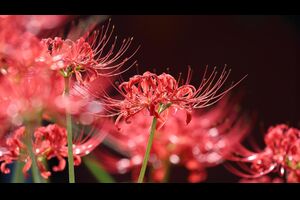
[0,122,108,179]
[227,124,300,183]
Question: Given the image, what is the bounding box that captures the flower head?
[0,122,108,179]
[42,19,139,85]
[226,124,300,183]
[99,66,246,129]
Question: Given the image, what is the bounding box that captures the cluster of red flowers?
[0,16,137,181]
[3,15,286,183]
[227,124,300,183]
[0,124,106,179]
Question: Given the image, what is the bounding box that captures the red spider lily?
[239,176,284,183]
[226,124,300,183]
[97,66,247,129]
[41,19,139,85]
[0,18,114,126]
[0,122,108,179]
[94,96,251,182]
[0,16,137,182]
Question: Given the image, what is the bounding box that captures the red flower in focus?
[94,96,251,182]
[100,66,246,129]
[0,122,107,179]
[42,19,139,85]
[227,124,300,183]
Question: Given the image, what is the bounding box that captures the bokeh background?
[1,15,300,183]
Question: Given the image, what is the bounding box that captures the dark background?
[1,15,300,183]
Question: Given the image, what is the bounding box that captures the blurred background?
[1,15,300,183]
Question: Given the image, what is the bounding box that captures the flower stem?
[137,103,172,183]
[83,157,115,183]
[12,161,24,183]
[25,123,43,183]
[64,77,75,183]
[137,116,157,183]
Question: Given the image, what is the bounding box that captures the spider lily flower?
[0,16,124,182]
[226,124,300,183]
[41,19,139,85]
[94,96,251,182]
[0,73,109,179]
[0,23,112,126]
[97,66,247,130]
[0,122,108,179]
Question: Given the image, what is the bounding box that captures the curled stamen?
[41,19,139,85]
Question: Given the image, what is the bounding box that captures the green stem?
[83,157,115,183]
[12,161,24,183]
[25,123,43,183]
[64,77,75,183]
[137,103,172,183]
[137,117,157,183]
